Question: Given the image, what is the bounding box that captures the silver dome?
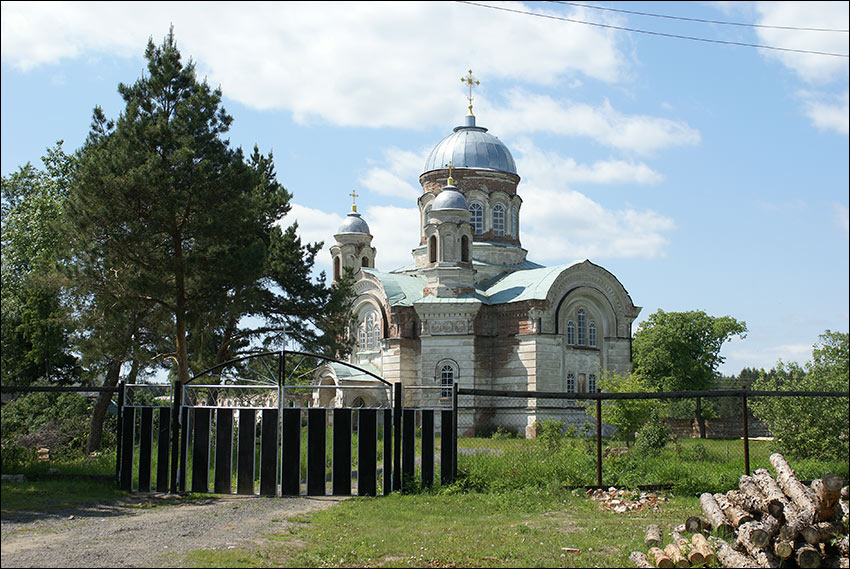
[431,185,468,210]
[423,115,517,175]
[337,211,370,234]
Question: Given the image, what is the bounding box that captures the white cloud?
[277,203,345,274]
[1,2,629,129]
[520,185,676,262]
[800,90,850,135]
[755,1,850,84]
[359,147,427,200]
[365,205,421,271]
[487,91,700,155]
[512,138,664,186]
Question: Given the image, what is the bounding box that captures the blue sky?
[2,1,848,375]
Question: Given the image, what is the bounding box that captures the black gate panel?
[307,408,326,496]
[383,409,393,495]
[401,408,415,488]
[260,409,278,496]
[237,409,256,495]
[214,409,233,494]
[421,410,434,489]
[358,409,377,496]
[156,407,170,492]
[192,408,211,493]
[332,409,352,495]
[441,409,453,485]
[281,408,301,495]
[138,407,154,492]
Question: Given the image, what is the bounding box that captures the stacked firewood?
[629,453,849,568]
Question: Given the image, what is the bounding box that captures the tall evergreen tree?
[68,28,353,397]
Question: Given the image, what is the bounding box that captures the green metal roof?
[366,262,585,307]
[361,269,426,306]
[480,263,582,304]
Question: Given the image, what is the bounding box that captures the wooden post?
[596,388,602,488]
[741,386,750,475]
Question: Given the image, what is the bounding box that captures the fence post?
[393,381,402,492]
[696,396,706,439]
[169,380,183,494]
[115,380,125,485]
[452,381,458,482]
[596,388,602,488]
[741,385,750,476]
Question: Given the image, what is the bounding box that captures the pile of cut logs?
[629,453,849,568]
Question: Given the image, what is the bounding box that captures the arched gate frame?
[116,351,457,497]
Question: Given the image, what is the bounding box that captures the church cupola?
[422,168,475,297]
[331,190,376,283]
[418,70,525,277]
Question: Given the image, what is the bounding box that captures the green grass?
[178,488,706,568]
[457,436,850,496]
[1,477,127,511]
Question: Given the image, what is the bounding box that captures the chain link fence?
[455,388,849,493]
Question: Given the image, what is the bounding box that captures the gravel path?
[1,493,345,568]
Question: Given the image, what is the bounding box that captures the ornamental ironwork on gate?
[115,351,457,497]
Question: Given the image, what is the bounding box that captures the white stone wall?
[605,337,632,375]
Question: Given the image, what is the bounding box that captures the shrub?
[633,408,672,454]
[535,419,565,451]
[0,388,104,464]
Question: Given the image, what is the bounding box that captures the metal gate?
[116,351,456,496]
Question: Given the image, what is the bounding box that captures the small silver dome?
[337,211,370,234]
[423,115,517,175]
[432,185,468,210]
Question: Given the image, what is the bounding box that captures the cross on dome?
[461,69,479,116]
[349,189,359,212]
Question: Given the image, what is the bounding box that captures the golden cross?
[446,161,455,185]
[461,69,479,115]
[349,189,359,212]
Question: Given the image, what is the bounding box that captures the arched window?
[361,256,369,268]
[469,203,483,235]
[588,373,597,393]
[440,364,455,398]
[493,204,505,236]
[358,312,380,351]
[566,373,576,393]
[352,396,366,408]
[577,309,587,346]
[567,321,576,345]
[333,256,341,281]
[429,235,437,263]
[589,322,597,348]
[461,235,470,263]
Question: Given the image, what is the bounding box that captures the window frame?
[469,202,484,235]
[493,203,505,237]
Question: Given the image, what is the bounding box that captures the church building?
[320,76,641,437]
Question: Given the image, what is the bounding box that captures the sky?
[2,1,848,376]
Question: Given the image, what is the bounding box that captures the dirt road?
[1,493,343,568]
